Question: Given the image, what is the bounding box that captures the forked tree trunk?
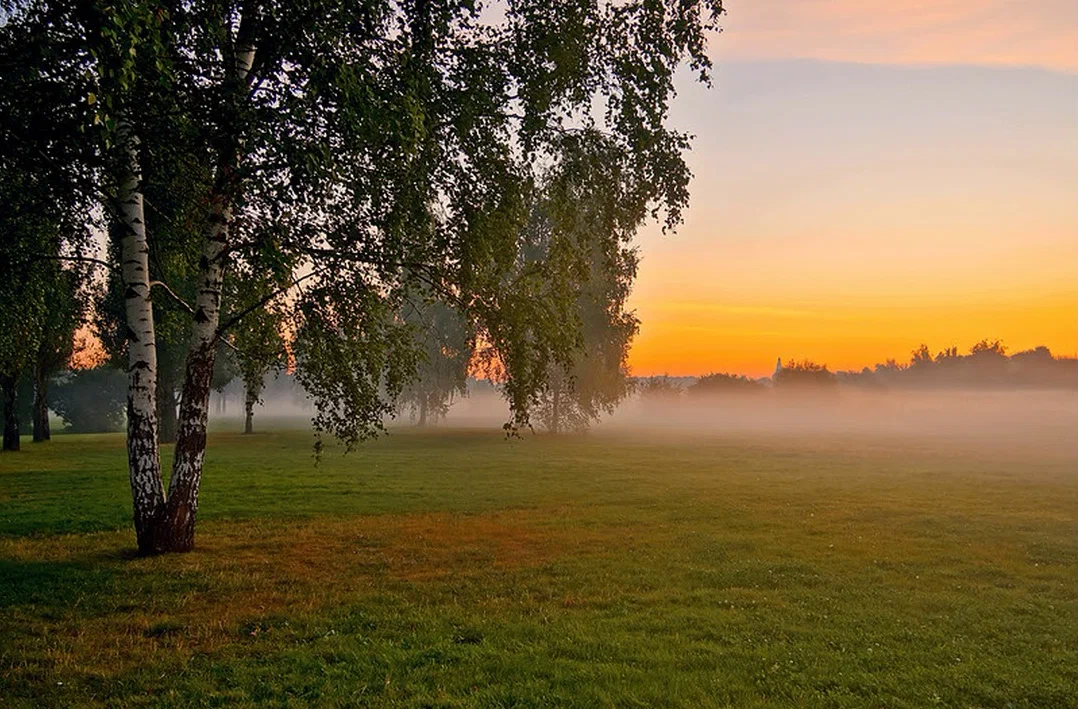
[118,125,167,555]
[1,373,19,452]
[243,385,256,434]
[32,361,49,442]
[156,34,257,553]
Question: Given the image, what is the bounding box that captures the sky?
[627,0,1078,377]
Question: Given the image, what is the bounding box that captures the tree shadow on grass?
[0,556,126,610]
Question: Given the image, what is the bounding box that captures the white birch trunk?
[160,35,257,552]
[118,125,166,554]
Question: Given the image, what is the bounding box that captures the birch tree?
[5,0,725,552]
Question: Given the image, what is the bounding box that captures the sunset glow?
[627,1,1077,377]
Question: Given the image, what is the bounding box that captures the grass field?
[1,422,1075,707]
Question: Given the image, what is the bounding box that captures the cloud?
[716,0,1077,71]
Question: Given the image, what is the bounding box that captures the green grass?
[1,424,1075,707]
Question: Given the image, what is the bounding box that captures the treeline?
[840,341,1077,390]
[633,340,1077,399]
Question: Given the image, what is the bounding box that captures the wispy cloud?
[717,0,1077,71]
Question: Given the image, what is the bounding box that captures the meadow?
[1,421,1075,708]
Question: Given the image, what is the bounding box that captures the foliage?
[3,0,725,446]
[33,266,87,381]
[526,197,640,432]
[637,375,683,402]
[773,359,837,390]
[0,173,57,384]
[688,372,764,396]
[51,366,127,433]
[837,341,1077,390]
[396,298,474,425]
[0,145,90,448]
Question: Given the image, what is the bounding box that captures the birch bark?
[117,125,166,554]
[159,34,257,552]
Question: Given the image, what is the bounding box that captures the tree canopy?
[0,0,724,551]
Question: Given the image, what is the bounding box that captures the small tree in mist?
[534,304,637,435]
[638,375,684,404]
[530,217,638,434]
[397,299,474,427]
[231,299,287,435]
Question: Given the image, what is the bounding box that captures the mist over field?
[230,382,1078,461]
[606,389,1078,449]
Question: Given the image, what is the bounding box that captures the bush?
[52,367,127,433]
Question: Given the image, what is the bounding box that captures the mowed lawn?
[1,424,1075,708]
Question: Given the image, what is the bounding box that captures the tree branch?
[215,265,329,337]
[149,280,195,314]
[31,253,117,272]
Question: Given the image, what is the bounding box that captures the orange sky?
[627,1,1078,377]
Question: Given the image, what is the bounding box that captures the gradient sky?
[628,0,1078,377]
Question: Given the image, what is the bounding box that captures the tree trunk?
[244,385,255,434]
[32,361,50,442]
[160,189,232,551]
[155,26,256,553]
[551,387,561,435]
[418,399,428,427]
[1,373,19,452]
[118,125,167,555]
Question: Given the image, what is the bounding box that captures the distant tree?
[231,300,287,435]
[910,344,933,368]
[52,366,128,434]
[689,372,764,396]
[638,375,684,403]
[935,346,960,362]
[30,266,87,442]
[527,206,639,434]
[874,358,906,373]
[211,341,242,416]
[970,339,1007,357]
[774,360,837,390]
[535,302,637,434]
[1011,346,1053,362]
[0,170,88,450]
[397,299,474,427]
